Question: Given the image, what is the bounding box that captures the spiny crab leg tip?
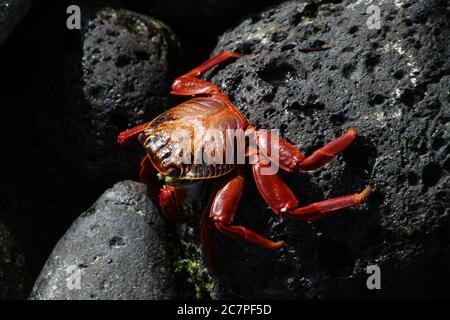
[348,127,357,136]
[273,240,286,249]
[359,185,372,200]
[226,51,241,58]
[117,136,126,145]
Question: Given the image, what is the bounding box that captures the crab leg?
[139,155,153,186]
[255,127,357,172]
[253,128,305,172]
[284,186,371,221]
[253,160,371,220]
[298,127,357,171]
[210,170,285,250]
[181,51,241,78]
[138,155,192,222]
[200,185,220,268]
[117,122,150,146]
[214,224,285,249]
[138,155,162,202]
[170,51,240,96]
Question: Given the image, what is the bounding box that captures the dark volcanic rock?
[179,0,450,299]
[62,7,182,188]
[30,181,178,300]
[0,222,30,299]
[0,0,33,45]
[83,7,182,122]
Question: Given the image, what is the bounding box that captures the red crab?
[117,51,371,266]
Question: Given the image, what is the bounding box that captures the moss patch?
[174,258,213,300]
[81,207,96,217]
[125,21,140,34]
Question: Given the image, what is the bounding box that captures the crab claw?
[159,185,193,223]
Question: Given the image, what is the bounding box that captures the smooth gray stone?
[30,181,178,300]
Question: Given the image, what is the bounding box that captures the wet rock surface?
[0,0,33,45]
[0,222,30,299]
[176,0,449,299]
[30,181,178,300]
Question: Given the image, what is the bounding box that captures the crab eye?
[138,133,145,145]
[166,165,181,177]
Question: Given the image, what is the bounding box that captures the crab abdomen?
[143,97,248,179]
